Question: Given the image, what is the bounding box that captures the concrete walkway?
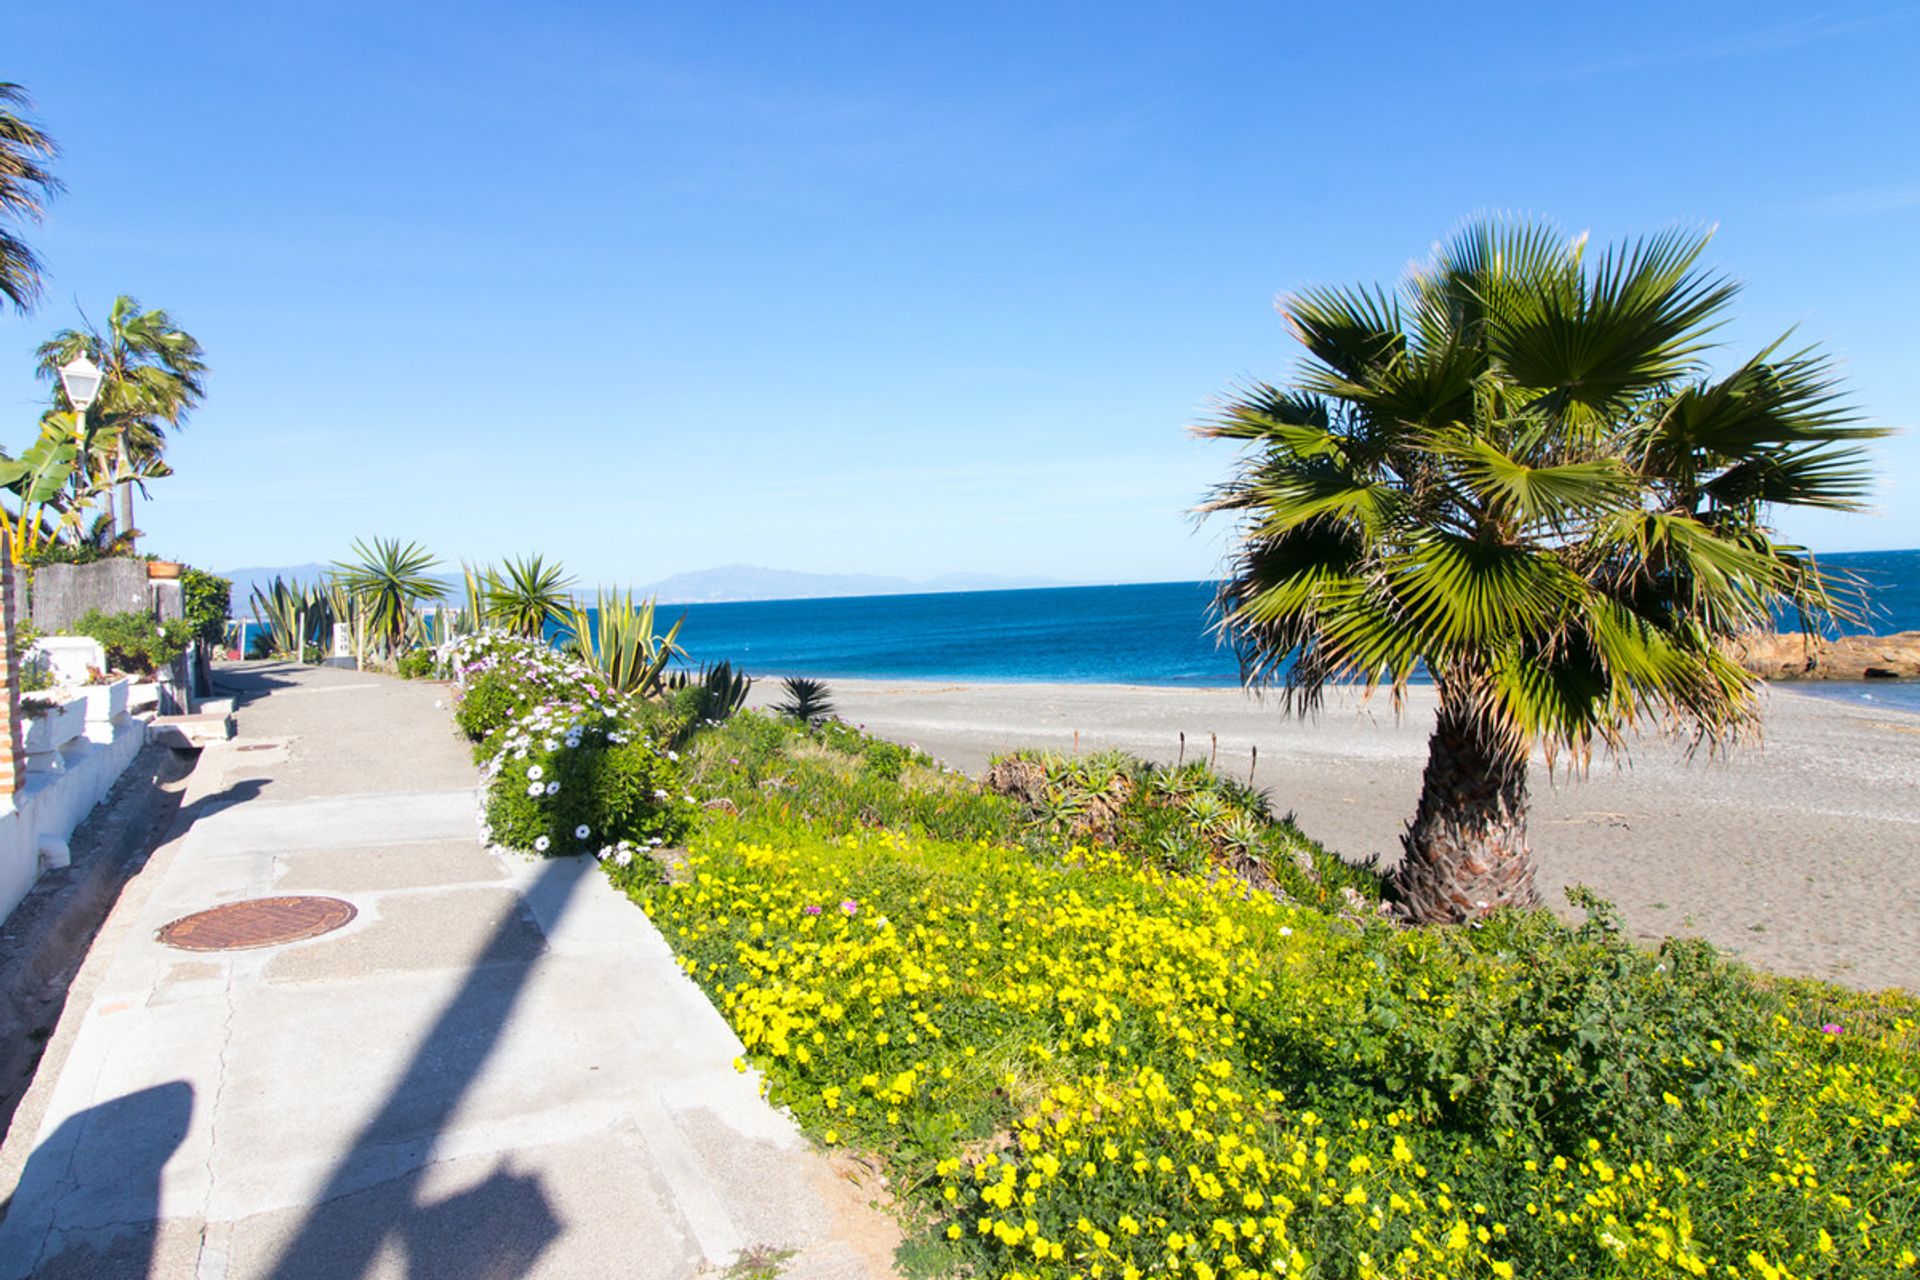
[0,662,897,1279]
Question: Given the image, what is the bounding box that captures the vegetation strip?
[440,629,1919,1280]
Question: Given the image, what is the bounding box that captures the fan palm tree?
[37,296,206,551]
[484,553,576,638]
[332,537,446,659]
[0,82,60,313]
[1199,218,1885,925]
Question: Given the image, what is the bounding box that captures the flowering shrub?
[445,630,691,857]
[443,631,619,755]
[481,708,692,857]
[614,822,1920,1280]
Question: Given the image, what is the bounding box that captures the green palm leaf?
[1199,214,1890,924]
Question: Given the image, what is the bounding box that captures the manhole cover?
[157,897,357,952]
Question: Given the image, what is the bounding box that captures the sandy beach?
[750,678,1920,993]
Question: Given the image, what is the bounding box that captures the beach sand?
[750,678,1920,993]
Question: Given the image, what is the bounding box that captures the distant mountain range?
[217,562,1066,610]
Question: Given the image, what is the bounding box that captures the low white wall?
[0,705,148,923]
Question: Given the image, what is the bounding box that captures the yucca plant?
[773,676,835,722]
[332,536,446,659]
[559,589,685,697]
[484,553,575,638]
[1201,217,1885,925]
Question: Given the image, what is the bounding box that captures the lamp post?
[56,354,106,542]
[56,353,103,437]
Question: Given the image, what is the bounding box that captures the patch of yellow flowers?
[618,824,1919,1278]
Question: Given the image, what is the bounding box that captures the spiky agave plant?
[1201,217,1886,925]
[560,589,686,697]
[248,576,309,660]
[666,660,755,719]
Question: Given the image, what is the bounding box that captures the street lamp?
[57,353,103,445]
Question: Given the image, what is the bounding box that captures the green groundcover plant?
[441,624,1919,1280]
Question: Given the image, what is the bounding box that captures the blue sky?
[4,1,1917,585]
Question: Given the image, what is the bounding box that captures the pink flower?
[1822,1023,1844,1035]
[841,900,858,915]
[803,905,822,915]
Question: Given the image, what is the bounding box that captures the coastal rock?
[1728,630,1920,681]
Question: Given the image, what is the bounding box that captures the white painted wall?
[0,700,147,922]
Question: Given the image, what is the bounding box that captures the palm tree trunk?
[1393,686,1538,923]
[119,478,135,552]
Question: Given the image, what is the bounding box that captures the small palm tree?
[0,82,60,313]
[1200,218,1885,924]
[484,553,576,638]
[333,537,446,659]
[774,677,835,722]
[36,296,207,548]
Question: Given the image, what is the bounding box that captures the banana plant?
[0,432,77,563]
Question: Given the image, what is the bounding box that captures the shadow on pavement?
[212,663,310,709]
[0,1080,194,1279]
[173,775,272,826]
[264,857,586,1279]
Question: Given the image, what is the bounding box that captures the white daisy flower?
[533,835,551,852]
[614,849,634,867]
[575,824,591,839]
[526,782,544,797]
[527,764,545,781]
[546,781,561,795]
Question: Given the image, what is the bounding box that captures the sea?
[667,549,1920,714]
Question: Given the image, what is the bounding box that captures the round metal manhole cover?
[157,896,357,952]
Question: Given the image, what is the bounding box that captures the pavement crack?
[193,956,241,1260]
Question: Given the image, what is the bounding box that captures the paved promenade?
[0,663,895,1279]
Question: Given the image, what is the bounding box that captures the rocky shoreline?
[1730,630,1920,681]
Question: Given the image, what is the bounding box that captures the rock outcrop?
[1729,631,1920,681]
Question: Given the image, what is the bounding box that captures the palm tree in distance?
[484,554,577,638]
[37,296,207,549]
[334,537,446,659]
[0,82,61,313]
[1200,217,1885,925]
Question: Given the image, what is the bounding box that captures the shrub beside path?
[0,661,898,1279]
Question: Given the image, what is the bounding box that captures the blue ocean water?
[1822,548,1920,636]
[673,581,1237,686]
[666,549,1920,710]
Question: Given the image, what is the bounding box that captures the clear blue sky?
[5,1,1917,585]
